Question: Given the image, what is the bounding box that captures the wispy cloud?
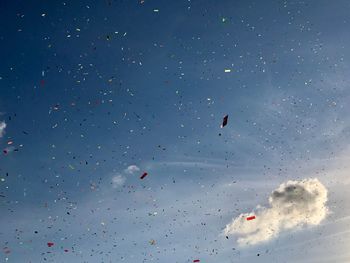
[224,178,329,246]
[111,174,126,188]
[0,121,6,137]
[111,165,141,188]
[124,165,140,174]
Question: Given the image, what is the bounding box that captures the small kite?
[140,172,148,179]
[47,242,54,247]
[221,114,228,128]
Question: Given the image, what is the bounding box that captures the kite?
[246,215,256,221]
[140,172,148,179]
[47,242,54,247]
[221,115,228,128]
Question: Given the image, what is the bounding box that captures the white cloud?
[111,165,140,188]
[124,165,140,174]
[111,174,126,188]
[0,121,6,137]
[224,178,329,246]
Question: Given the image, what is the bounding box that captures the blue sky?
[1,0,350,262]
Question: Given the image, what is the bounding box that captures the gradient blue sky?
[1,0,350,262]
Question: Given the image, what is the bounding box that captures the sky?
[1,0,350,262]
